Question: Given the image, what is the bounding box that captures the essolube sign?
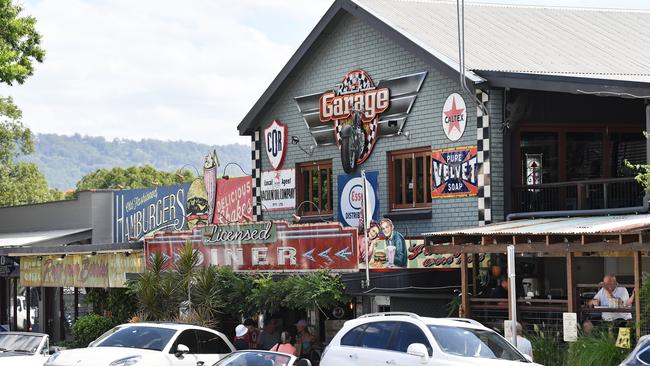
[338,172,379,227]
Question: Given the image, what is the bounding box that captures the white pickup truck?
[16,296,37,331]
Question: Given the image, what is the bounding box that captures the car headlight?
[45,351,61,365]
[109,355,142,366]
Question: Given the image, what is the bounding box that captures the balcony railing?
[512,177,645,213]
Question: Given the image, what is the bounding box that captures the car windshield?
[94,326,176,351]
[427,325,527,362]
[0,334,43,354]
[213,351,293,366]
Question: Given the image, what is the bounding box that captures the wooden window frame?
[516,124,642,185]
[388,147,432,211]
[296,159,333,216]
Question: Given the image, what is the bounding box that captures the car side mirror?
[48,346,60,355]
[407,343,429,364]
[296,359,312,366]
[175,344,190,357]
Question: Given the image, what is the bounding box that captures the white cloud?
[1,0,332,145]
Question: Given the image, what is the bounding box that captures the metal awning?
[421,215,650,254]
[423,215,650,237]
[0,228,92,251]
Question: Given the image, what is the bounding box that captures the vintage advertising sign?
[431,146,478,198]
[338,172,379,228]
[442,93,467,142]
[359,237,487,270]
[264,120,288,170]
[525,153,543,188]
[113,184,190,242]
[20,253,143,288]
[214,176,253,223]
[319,70,389,166]
[145,221,358,272]
[261,169,296,211]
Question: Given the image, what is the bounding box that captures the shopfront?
[236,0,650,317]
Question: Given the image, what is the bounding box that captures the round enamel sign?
[441,93,467,142]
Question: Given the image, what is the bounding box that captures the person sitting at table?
[490,278,509,298]
[587,275,632,326]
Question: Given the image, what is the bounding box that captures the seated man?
[588,275,631,325]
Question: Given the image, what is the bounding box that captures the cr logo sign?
[264,120,288,170]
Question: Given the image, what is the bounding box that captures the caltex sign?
[264,120,287,170]
[442,93,467,142]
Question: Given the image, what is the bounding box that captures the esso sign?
[340,176,375,227]
[264,120,288,170]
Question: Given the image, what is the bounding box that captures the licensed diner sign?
[145,221,358,272]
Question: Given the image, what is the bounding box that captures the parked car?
[620,334,650,365]
[0,331,51,366]
[16,295,37,330]
[212,350,313,366]
[320,312,542,366]
[45,322,235,366]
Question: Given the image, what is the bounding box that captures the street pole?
[507,245,517,346]
[361,170,370,288]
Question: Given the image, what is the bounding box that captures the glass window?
[0,333,44,354]
[297,160,333,215]
[638,348,650,363]
[170,329,198,353]
[96,325,176,351]
[610,132,646,177]
[196,330,231,354]
[341,324,367,347]
[427,325,526,361]
[390,322,431,355]
[566,132,603,180]
[389,148,432,210]
[520,132,558,184]
[358,322,396,350]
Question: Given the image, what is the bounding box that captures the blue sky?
[1,0,648,145]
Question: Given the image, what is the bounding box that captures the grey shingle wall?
[254,12,503,234]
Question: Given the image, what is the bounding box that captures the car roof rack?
[446,318,484,326]
[358,312,421,320]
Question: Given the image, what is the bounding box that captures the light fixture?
[290,135,315,157]
[222,162,249,180]
[176,164,201,181]
[293,200,327,223]
[398,130,411,140]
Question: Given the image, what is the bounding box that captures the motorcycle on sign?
[339,107,366,174]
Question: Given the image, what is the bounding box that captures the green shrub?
[72,314,114,347]
[565,330,628,366]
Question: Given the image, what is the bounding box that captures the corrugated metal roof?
[355,0,650,84]
[0,228,92,248]
[422,215,650,236]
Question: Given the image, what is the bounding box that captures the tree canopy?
[0,0,45,85]
[76,165,195,191]
[0,0,52,207]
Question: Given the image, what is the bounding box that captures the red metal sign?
[214,176,253,224]
[144,221,358,272]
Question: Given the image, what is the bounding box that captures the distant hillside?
[22,134,251,190]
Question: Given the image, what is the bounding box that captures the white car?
[212,350,313,366]
[16,296,37,331]
[45,322,235,366]
[0,331,51,366]
[320,312,543,366]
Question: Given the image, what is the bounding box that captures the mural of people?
[358,222,380,264]
[379,218,406,267]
